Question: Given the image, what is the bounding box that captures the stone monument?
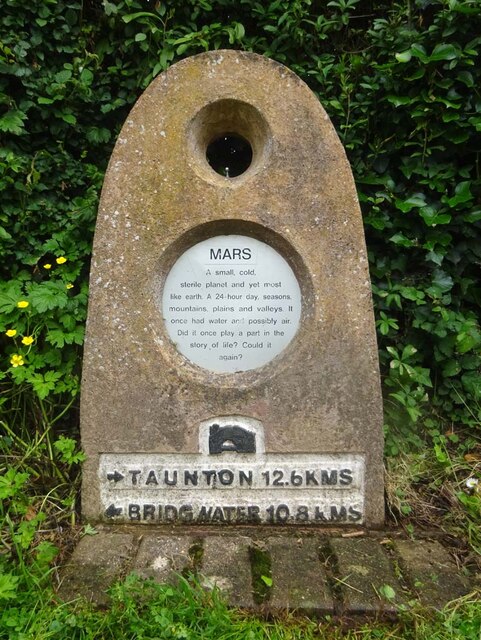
[81,50,384,527]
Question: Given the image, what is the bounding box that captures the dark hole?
[206,134,253,177]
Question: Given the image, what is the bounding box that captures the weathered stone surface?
[132,535,193,583]
[57,531,474,612]
[81,50,383,527]
[268,536,333,613]
[201,536,254,607]
[394,539,470,609]
[331,538,406,615]
[58,533,135,604]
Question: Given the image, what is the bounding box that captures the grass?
[385,448,481,558]
[1,570,480,640]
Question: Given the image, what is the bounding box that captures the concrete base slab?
[57,528,475,614]
[393,539,471,609]
[132,535,194,583]
[268,537,333,613]
[58,533,136,605]
[330,538,407,615]
[201,536,254,608]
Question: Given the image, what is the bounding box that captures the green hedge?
[1,0,480,451]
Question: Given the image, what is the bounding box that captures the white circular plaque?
[162,235,302,373]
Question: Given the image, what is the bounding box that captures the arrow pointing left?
[105,504,123,518]
[107,470,124,483]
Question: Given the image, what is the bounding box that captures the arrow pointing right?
[107,470,125,483]
[105,504,123,518]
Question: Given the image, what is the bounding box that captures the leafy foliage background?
[1,0,480,450]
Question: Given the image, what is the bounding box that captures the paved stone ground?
[58,527,477,615]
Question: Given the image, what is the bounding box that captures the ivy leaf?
[432,270,454,293]
[425,250,444,266]
[399,286,425,303]
[86,127,111,144]
[389,233,415,247]
[419,206,451,226]
[444,181,473,208]
[395,194,426,212]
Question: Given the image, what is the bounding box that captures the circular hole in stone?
[188,99,270,182]
[206,133,253,178]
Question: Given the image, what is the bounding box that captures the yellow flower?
[22,336,34,346]
[56,256,67,264]
[66,283,74,290]
[44,263,52,270]
[10,354,24,367]
[6,329,17,337]
[17,301,29,309]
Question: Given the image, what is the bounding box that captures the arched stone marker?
[81,51,384,527]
